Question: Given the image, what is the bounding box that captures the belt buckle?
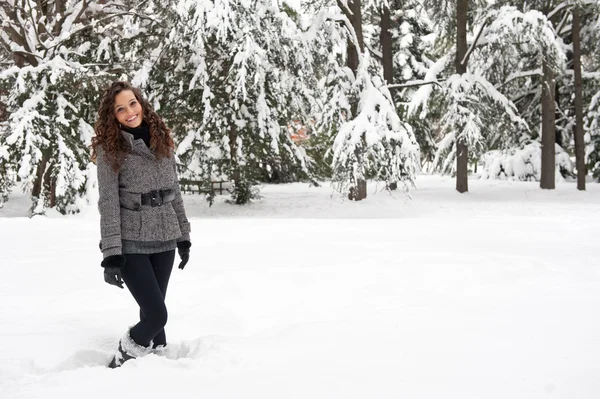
[150,190,162,207]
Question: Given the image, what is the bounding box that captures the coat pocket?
[119,190,142,211]
[120,208,142,240]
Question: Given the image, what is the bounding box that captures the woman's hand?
[177,241,191,270]
[101,255,126,288]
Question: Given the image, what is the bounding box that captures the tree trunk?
[380,6,393,85]
[380,4,398,191]
[228,125,240,187]
[554,81,562,147]
[32,151,50,198]
[455,0,468,193]
[572,6,586,191]
[343,0,364,71]
[348,179,367,201]
[0,88,7,123]
[43,161,57,208]
[540,60,556,189]
[53,0,67,36]
[340,0,367,201]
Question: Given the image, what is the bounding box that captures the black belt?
[141,189,175,207]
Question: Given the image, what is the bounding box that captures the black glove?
[177,241,191,270]
[101,255,126,289]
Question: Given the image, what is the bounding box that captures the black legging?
[121,250,175,348]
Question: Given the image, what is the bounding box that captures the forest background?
[1,0,599,215]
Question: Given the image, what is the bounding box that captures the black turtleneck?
[122,121,151,148]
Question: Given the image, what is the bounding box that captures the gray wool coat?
[97,131,191,258]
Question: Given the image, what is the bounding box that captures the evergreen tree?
[0,1,129,214]
[120,0,317,204]
[580,3,600,180]
[309,5,420,199]
[363,0,435,169]
[408,4,565,187]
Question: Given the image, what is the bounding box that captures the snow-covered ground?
[1,175,599,398]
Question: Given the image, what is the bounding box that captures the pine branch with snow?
[479,142,574,182]
[321,48,420,194]
[0,1,133,214]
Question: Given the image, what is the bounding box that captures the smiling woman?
[90,81,193,368]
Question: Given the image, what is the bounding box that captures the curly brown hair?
[91,81,175,171]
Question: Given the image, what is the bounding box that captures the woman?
[91,81,191,368]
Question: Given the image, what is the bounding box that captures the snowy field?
[1,175,600,399]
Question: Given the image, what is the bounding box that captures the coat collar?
[120,130,156,160]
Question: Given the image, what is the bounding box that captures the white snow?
[480,142,574,182]
[1,176,600,398]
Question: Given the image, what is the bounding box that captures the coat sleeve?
[171,155,191,242]
[96,146,122,257]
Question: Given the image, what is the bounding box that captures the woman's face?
[113,90,143,128]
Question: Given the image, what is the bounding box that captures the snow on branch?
[303,9,364,74]
[545,0,598,20]
[407,54,450,118]
[335,0,355,18]
[329,51,419,193]
[387,80,442,90]
[498,69,542,88]
[481,6,566,73]
[547,1,570,19]
[461,20,488,68]
[469,73,527,128]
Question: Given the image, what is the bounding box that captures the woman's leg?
[147,250,175,347]
[121,253,170,347]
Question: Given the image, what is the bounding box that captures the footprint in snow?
[53,349,113,371]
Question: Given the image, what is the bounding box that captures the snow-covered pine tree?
[362,0,435,176]
[516,0,575,152]
[587,90,600,180]
[409,0,490,192]
[0,46,11,207]
[309,3,420,200]
[116,0,318,205]
[471,6,566,189]
[408,4,564,187]
[0,1,130,214]
[387,2,436,166]
[556,0,600,184]
[526,0,600,189]
[583,3,600,180]
[482,0,599,186]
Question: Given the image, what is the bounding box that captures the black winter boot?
[108,341,135,368]
[108,328,152,368]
